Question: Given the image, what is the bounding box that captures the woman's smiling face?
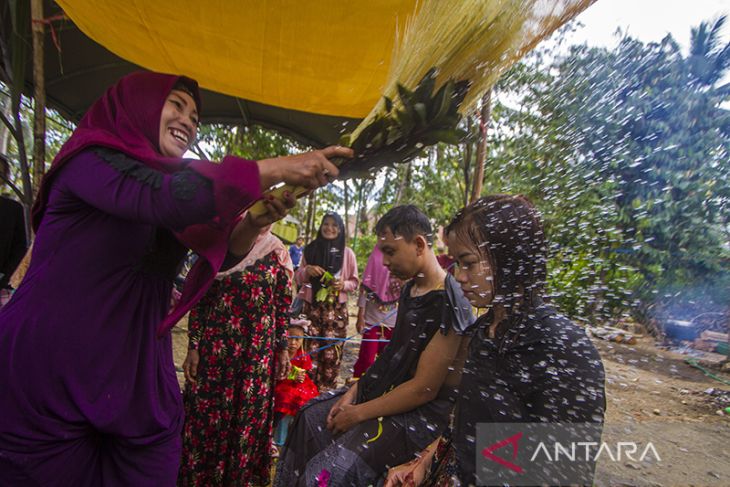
[158,89,199,158]
[320,216,340,240]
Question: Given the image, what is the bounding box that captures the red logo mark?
[481,432,524,474]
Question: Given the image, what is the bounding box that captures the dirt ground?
[171,308,730,487]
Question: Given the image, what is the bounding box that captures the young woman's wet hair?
[446,194,548,316]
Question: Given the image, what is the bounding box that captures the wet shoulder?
[523,306,602,366]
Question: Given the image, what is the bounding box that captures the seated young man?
[274,205,473,487]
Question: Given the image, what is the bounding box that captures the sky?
[568,0,729,52]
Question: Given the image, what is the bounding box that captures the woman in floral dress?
[179,225,293,486]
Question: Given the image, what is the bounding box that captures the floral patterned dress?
[302,299,349,390]
[179,252,291,487]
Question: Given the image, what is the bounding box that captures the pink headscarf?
[361,244,402,305]
[216,219,293,280]
[32,71,251,336]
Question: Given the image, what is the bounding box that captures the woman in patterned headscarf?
[295,213,358,390]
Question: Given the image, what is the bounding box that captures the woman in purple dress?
[0,71,349,486]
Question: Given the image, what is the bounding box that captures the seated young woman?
[385,195,606,487]
[274,205,473,487]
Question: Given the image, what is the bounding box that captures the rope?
[286,335,390,343]
[302,307,398,358]
[31,14,67,52]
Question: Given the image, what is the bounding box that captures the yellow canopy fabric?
[56,0,416,118]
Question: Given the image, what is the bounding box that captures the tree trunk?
[343,180,350,240]
[462,116,473,206]
[394,162,412,204]
[30,0,46,196]
[0,103,10,155]
[353,181,363,243]
[469,90,492,204]
[305,191,316,242]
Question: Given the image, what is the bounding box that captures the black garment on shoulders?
[357,273,473,403]
[453,301,606,483]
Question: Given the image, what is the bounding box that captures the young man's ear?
[415,235,428,255]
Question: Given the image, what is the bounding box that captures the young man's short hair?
[375,205,433,245]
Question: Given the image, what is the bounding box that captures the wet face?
[448,230,494,308]
[287,326,305,354]
[377,227,423,281]
[158,89,199,158]
[320,216,340,240]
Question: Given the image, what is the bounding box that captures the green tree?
[485,20,730,322]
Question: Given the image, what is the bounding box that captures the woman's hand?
[356,306,366,333]
[277,349,291,381]
[331,279,344,292]
[246,191,296,228]
[326,384,358,431]
[384,439,439,486]
[183,349,200,384]
[257,146,352,190]
[326,384,357,424]
[326,402,363,434]
[383,458,429,487]
[355,316,366,334]
[228,193,296,256]
[306,265,325,278]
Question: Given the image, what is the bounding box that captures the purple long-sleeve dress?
[0,148,260,486]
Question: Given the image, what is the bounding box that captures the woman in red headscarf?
[0,71,349,486]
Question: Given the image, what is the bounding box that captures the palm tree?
[687,15,730,87]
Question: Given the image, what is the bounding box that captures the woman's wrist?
[228,216,258,256]
[417,440,438,467]
[353,404,366,423]
[256,158,283,189]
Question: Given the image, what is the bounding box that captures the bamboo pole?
[30,0,46,196]
[0,0,33,243]
[12,111,33,243]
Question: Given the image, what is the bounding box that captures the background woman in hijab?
[294,213,358,390]
[0,71,348,486]
[352,244,403,378]
[179,221,293,486]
